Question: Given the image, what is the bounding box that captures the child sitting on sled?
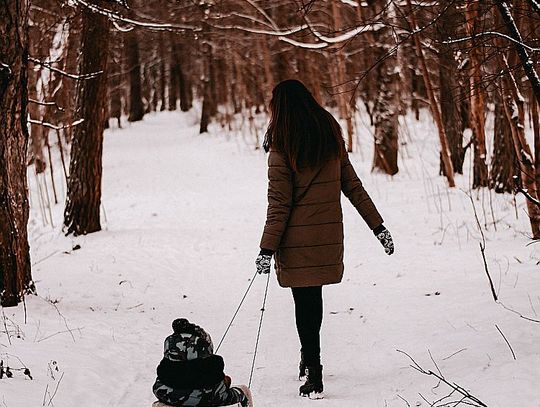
[152,318,253,407]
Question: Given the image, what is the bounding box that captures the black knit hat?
[171,318,191,334]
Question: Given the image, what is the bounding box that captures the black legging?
[291,286,323,367]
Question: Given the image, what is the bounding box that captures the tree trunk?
[495,0,540,106]
[126,29,144,122]
[532,92,540,197]
[371,3,399,175]
[27,60,46,173]
[158,33,167,112]
[407,0,455,186]
[489,92,516,193]
[331,1,354,152]
[64,3,111,236]
[0,0,34,307]
[27,23,49,173]
[502,72,540,238]
[109,36,123,128]
[174,43,191,112]
[437,3,464,174]
[466,2,489,188]
[168,35,178,111]
[259,35,274,107]
[199,43,215,134]
[59,15,81,143]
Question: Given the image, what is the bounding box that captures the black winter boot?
[299,365,323,398]
[299,351,306,380]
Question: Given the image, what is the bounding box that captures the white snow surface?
[3,110,540,406]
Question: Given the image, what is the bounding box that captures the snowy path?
[3,111,540,406]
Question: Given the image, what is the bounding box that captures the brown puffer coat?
[260,150,383,288]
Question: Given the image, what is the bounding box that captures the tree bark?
[372,3,399,175]
[199,42,215,134]
[437,3,464,174]
[496,0,540,106]
[109,35,123,128]
[466,2,489,188]
[489,92,516,193]
[59,15,81,144]
[126,28,144,122]
[174,43,191,112]
[532,92,540,197]
[0,0,34,307]
[502,70,540,238]
[259,35,274,107]
[331,1,354,152]
[64,2,111,236]
[168,35,178,111]
[158,33,167,112]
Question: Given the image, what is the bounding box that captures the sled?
[152,402,245,407]
[152,386,253,407]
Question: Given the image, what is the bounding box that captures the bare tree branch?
[28,118,84,131]
[28,57,102,80]
[72,0,200,32]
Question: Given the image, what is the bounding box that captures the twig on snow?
[37,296,76,342]
[498,301,540,323]
[36,327,83,343]
[396,394,411,406]
[1,309,11,346]
[464,190,498,301]
[495,324,516,360]
[46,372,64,406]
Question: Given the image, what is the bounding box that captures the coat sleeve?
[341,152,384,229]
[260,151,293,252]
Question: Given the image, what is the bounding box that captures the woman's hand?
[256,249,273,274]
[373,225,394,255]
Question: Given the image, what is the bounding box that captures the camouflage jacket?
[156,321,225,389]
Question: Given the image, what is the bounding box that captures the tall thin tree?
[126,28,144,122]
[64,3,111,236]
[0,0,35,306]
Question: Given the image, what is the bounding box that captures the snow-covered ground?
[2,110,539,407]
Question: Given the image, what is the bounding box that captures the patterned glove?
[256,253,272,274]
[373,225,394,255]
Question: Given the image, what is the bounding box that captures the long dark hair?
[263,79,345,171]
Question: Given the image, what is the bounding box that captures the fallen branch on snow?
[396,349,488,407]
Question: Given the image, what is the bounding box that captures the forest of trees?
[1,0,540,306]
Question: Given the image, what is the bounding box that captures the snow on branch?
[28,58,102,80]
[529,0,540,16]
[443,31,540,53]
[496,0,540,105]
[303,18,387,45]
[28,118,84,131]
[1,62,12,76]
[208,22,309,38]
[72,0,200,32]
[28,98,65,112]
[514,175,540,209]
[212,0,388,49]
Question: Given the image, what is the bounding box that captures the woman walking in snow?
[256,79,394,398]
